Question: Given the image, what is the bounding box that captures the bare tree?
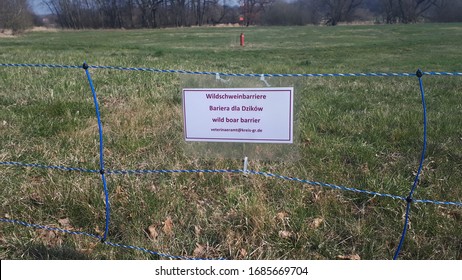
[262,0,322,25]
[135,0,163,28]
[94,0,123,28]
[0,0,33,34]
[431,0,462,22]
[44,0,84,29]
[193,0,231,25]
[396,0,438,23]
[322,0,363,26]
[379,0,399,23]
[240,0,273,26]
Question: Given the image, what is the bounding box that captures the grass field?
[0,23,461,260]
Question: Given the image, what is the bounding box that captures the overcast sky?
[29,0,49,15]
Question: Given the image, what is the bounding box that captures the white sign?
[183,87,294,143]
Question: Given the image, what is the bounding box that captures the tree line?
[263,0,462,26]
[41,0,238,29]
[1,0,33,33]
[1,0,462,33]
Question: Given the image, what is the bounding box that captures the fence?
[1,62,461,260]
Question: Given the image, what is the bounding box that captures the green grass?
[0,23,461,260]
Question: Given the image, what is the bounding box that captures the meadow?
[0,23,461,260]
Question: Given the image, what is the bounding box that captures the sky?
[29,0,49,15]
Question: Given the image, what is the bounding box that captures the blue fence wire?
[83,62,110,243]
[0,218,216,260]
[1,62,461,260]
[393,69,428,260]
[0,161,99,173]
[1,62,462,77]
[1,161,461,207]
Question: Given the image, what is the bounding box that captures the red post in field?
[240,33,245,46]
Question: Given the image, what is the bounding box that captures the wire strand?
[393,71,428,260]
[84,63,111,242]
[1,62,461,77]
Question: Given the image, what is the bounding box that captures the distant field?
[0,23,461,260]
